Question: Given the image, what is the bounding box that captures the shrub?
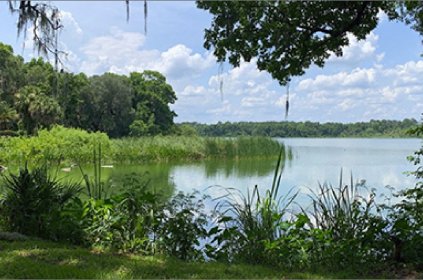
[0,126,111,165]
[154,191,210,260]
[0,164,82,241]
[210,149,298,265]
[303,174,388,270]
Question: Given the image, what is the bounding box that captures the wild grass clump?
[301,173,388,271]
[205,136,284,158]
[112,136,284,163]
[111,136,205,163]
[208,149,298,264]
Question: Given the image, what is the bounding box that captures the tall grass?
[111,136,205,163]
[0,126,285,165]
[305,171,380,238]
[212,149,297,264]
[302,171,388,269]
[204,136,283,158]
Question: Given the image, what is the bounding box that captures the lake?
[58,138,421,206]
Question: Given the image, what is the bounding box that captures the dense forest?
[181,119,419,138]
[0,42,177,138]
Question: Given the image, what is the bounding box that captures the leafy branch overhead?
[196,1,423,85]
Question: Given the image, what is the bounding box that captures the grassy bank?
[0,239,396,279]
[0,126,286,166]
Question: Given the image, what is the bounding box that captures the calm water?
[58,138,421,205]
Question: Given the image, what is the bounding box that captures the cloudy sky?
[1,1,422,123]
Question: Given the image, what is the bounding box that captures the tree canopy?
[196,1,423,85]
[0,42,178,137]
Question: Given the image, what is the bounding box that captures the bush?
[0,164,82,241]
[304,178,388,270]
[0,126,111,165]
[154,191,210,260]
[210,149,298,265]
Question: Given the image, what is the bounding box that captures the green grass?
[1,239,419,279]
[0,240,346,279]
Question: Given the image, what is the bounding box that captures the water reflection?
[52,138,421,207]
[204,157,278,178]
[57,163,176,200]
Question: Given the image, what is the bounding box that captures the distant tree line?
[0,42,177,137]
[180,119,419,138]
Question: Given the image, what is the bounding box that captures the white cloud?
[328,32,381,65]
[59,11,83,35]
[155,45,215,80]
[79,27,214,81]
[292,59,423,120]
[298,68,376,92]
[180,85,207,97]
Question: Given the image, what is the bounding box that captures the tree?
[0,43,25,104]
[0,101,18,133]
[80,73,134,137]
[23,57,55,94]
[130,71,177,136]
[15,85,62,135]
[196,1,417,85]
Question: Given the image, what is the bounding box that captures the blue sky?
[1,1,422,124]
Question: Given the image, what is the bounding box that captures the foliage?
[82,73,134,138]
[154,191,210,261]
[0,101,18,133]
[57,72,89,128]
[0,129,284,166]
[0,43,178,137]
[15,85,62,135]
[181,119,419,138]
[303,176,388,270]
[0,126,111,165]
[210,149,297,265]
[0,164,82,241]
[130,71,177,136]
[196,1,421,85]
[383,121,423,265]
[0,43,25,104]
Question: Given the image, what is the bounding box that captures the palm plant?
[0,164,81,239]
[0,101,18,131]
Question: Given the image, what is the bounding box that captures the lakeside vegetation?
[0,126,286,166]
[0,124,422,278]
[180,119,419,138]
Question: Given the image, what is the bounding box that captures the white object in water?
[101,165,114,168]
